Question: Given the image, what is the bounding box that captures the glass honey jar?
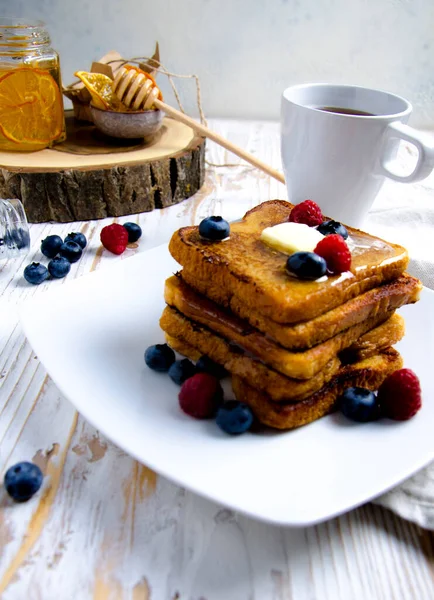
[0,198,30,259]
[0,17,66,152]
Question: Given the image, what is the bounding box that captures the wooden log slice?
[0,112,205,223]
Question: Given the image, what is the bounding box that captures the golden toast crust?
[169,200,409,323]
[161,306,404,403]
[341,313,405,363]
[232,348,403,430]
[160,308,341,402]
[164,275,405,379]
[180,271,420,349]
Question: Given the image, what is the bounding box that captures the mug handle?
[379,121,434,183]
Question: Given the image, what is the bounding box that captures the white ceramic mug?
[281,83,434,227]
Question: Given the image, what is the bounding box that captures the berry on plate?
[100,223,129,255]
[48,256,71,278]
[286,251,327,280]
[23,262,49,285]
[4,461,43,502]
[196,355,227,379]
[59,241,82,263]
[289,200,323,227]
[178,373,223,419]
[314,234,351,274]
[199,216,230,241]
[41,234,63,258]
[216,400,254,434]
[145,344,176,372]
[377,368,422,420]
[168,358,197,385]
[123,222,142,243]
[339,387,380,422]
[65,232,87,249]
[317,220,348,239]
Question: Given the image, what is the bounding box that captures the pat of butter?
[260,222,324,254]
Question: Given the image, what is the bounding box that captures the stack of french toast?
[160,200,422,429]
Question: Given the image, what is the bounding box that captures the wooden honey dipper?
[112,67,285,184]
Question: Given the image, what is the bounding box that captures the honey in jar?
[0,18,66,152]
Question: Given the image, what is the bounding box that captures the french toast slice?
[164,275,405,379]
[161,309,341,402]
[341,313,405,363]
[160,306,403,402]
[232,348,403,430]
[180,271,420,349]
[169,200,409,323]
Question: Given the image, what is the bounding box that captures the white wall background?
[5,0,434,126]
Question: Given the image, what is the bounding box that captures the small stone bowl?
[90,105,163,139]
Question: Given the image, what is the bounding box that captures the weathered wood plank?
[0,119,433,600]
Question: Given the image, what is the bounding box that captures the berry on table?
[178,373,223,419]
[145,344,176,372]
[65,232,87,249]
[314,234,351,274]
[198,216,230,241]
[59,241,82,263]
[4,461,43,502]
[377,368,422,421]
[216,400,254,434]
[9,228,30,250]
[286,251,327,280]
[23,262,49,285]
[196,355,227,379]
[123,222,142,243]
[41,234,63,258]
[339,387,380,422]
[48,256,71,278]
[100,224,129,255]
[289,200,323,227]
[317,220,349,239]
[168,358,197,385]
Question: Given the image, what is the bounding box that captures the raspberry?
[178,373,223,419]
[100,224,129,255]
[314,234,351,274]
[377,368,422,421]
[289,200,323,226]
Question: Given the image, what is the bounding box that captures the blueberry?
[168,358,197,385]
[317,220,348,239]
[48,256,71,278]
[23,262,49,285]
[196,355,227,379]
[216,400,254,434]
[59,241,82,263]
[145,344,176,372]
[339,387,380,422]
[65,232,87,249]
[41,235,63,258]
[198,216,230,241]
[4,461,43,502]
[123,222,142,243]
[286,252,327,280]
[9,228,30,250]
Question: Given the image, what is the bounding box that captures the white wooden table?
[1,119,434,600]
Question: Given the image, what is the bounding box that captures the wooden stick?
[154,98,286,184]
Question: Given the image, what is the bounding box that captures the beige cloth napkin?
[362,173,434,529]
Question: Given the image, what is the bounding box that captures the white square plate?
[20,245,434,526]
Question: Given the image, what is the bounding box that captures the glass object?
[0,199,30,259]
[0,17,66,152]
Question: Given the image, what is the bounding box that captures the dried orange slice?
[74,71,115,110]
[0,67,63,145]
